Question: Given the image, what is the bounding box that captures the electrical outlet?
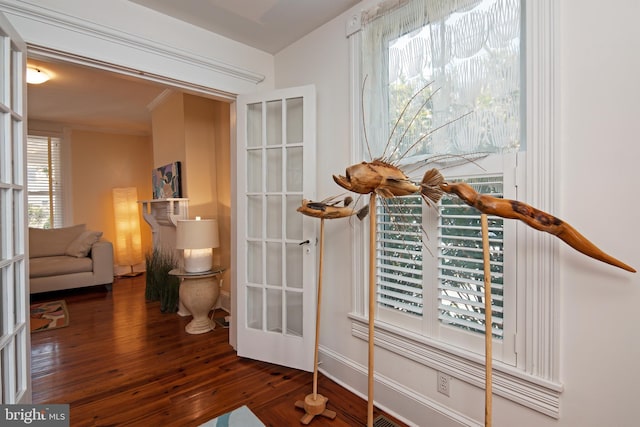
[437,371,450,396]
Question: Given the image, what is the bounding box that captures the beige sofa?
[29,224,114,294]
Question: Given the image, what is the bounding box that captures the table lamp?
[176,217,219,273]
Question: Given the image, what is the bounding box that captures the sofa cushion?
[30,255,93,278]
[29,224,87,258]
[65,230,103,257]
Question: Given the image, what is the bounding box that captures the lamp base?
[183,248,212,273]
[178,275,219,334]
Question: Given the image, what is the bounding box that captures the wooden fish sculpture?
[333,159,635,273]
[297,195,369,220]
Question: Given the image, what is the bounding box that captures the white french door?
[0,12,30,403]
[236,85,317,371]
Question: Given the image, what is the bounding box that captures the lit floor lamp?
[113,187,143,277]
[174,218,221,334]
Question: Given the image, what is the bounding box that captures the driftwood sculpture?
[333,163,636,273]
[295,195,366,425]
[297,195,369,220]
[323,73,636,426]
[330,84,635,427]
[333,156,635,427]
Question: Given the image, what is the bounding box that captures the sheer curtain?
[360,0,521,161]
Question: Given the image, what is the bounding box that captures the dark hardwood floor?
[30,275,407,427]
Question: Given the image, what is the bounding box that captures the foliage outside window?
[27,135,64,229]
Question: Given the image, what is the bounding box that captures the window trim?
[347,0,562,418]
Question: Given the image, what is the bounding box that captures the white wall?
[6,0,640,425]
[0,0,275,95]
[276,1,640,426]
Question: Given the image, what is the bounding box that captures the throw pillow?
[29,224,87,258]
[65,230,103,258]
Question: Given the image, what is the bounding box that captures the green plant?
[145,248,180,313]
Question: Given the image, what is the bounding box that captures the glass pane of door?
[236,85,316,371]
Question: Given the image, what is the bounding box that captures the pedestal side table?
[169,266,225,334]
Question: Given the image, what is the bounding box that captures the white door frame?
[0,10,29,404]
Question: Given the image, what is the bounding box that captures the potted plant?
[145,248,180,313]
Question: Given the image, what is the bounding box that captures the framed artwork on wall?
[153,161,182,199]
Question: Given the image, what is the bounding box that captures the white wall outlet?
[437,371,450,396]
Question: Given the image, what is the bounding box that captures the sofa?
[29,224,114,294]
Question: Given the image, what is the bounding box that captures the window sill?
[349,313,563,419]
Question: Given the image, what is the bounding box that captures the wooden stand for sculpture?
[481,214,493,427]
[367,193,377,427]
[295,218,337,424]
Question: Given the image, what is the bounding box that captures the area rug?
[199,405,264,427]
[30,300,69,332]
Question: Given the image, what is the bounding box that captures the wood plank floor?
[30,275,407,427]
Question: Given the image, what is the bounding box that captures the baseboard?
[317,346,481,427]
[217,289,231,312]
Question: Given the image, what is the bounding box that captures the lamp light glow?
[112,187,143,275]
[176,218,219,273]
[26,66,51,84]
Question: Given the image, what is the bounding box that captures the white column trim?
[522,0,560,381]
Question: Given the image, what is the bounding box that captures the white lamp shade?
[176,219,219,273]
[176,219,219,249]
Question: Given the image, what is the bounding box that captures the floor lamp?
[113,187,143,277]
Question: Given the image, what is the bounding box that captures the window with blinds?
[438,175,504,339]
[364,0,520,358]
[27,135,64,229]
[353,0,563,412]
[377,195,424,316]
[376,175,505,339]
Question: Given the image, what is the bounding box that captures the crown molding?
[0,0,266,86]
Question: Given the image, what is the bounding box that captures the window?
[363,0,521,360]
[27,134,65,228]
[348,0,562,418]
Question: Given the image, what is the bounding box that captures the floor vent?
[373,415,400,427]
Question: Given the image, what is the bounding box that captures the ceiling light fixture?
[26,66,51,84]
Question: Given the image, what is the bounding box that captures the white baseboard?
[317,346,481,427]
[217,289,231,312]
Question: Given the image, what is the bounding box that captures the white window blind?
[438,175,504,339]
[376,173,506,338]
[377,195,424,316]
[27,135,64,229]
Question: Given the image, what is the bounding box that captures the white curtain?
[360,0,521,161]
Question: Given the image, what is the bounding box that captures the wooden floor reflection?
[30,275,407,427]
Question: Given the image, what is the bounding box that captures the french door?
[236,85,317,371]
[0,11,30,403]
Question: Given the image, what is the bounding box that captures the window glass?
[27,135,64,228]
[364,0,521,353]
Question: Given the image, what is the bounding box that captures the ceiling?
[27,0,359,134]
[129,0,359,55]
[27,58,168,134]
